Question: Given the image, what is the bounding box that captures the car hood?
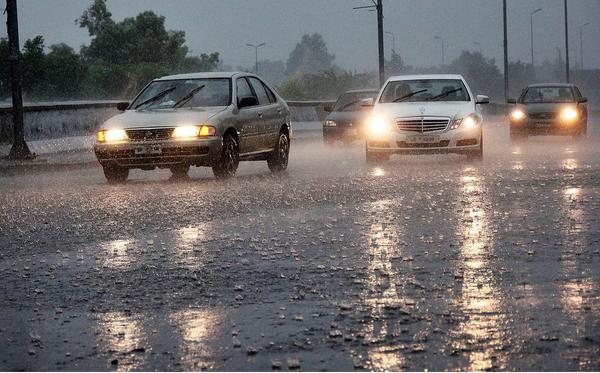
[101,107,228,130]
[519,102,577,113]
[374,101,474,119]
[325,110,370,123]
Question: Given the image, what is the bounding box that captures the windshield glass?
[333,91,378,112]
[521,86,574,103]
[131,78,231,109]
[379,79,470,103]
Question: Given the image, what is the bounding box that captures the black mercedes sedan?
[323,89,379,144]
[507,83,588,141]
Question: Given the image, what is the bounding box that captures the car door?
[247,77,281,150]
[235,77,262,154]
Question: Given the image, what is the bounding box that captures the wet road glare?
[0,117,599,371]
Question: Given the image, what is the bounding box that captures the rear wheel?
[103,165,129,184]
[268,131,290,173]
[170,164,190,179]
[212,133,239,179]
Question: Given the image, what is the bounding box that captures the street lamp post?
[434,36,445,66]
[353,0,385,87]
[385,31,396,54]
[530,8,543,67]
[580,22,590,71]
[246,42,266,74]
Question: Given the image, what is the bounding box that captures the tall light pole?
[435,36,445,66]
[354,0,385,87]
[5,0,32,160]
[385,30,396,54]
[564,0,570,82]
[530,8,543,67]
[579,22,590,71]
[503,0,509,104]
[246,42,266,74]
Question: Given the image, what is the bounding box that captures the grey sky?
[3,0,600,71]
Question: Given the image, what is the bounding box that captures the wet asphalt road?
[0,117,599,371]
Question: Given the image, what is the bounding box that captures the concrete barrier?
[0,100,595,144]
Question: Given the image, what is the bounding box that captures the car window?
[522,86,574,103]
[379,79,469,103]
[248,77,271,106]
[130,78,232,109]
[236,78,256,106]
[333,91,378,112]
[263,83,277,104]
[574,86,583,99]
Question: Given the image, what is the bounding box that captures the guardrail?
[0,100,595,143]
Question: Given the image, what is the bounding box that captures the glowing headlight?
[324,120,337,127]
[450,114,480,130]
[511,110,526,121]
[97,129,128,143]
[368,116,389,135]
[560,108,578,121]
[172,125,216,139]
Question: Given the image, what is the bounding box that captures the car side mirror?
[360,98,374,107]
[507,98,517,104]
[323,105,333,113]
[476,95,490,105]
[578,97,588,103]
[116,102,129,111]
[238,96,258,109]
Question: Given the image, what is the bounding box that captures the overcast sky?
[2,0,599,71]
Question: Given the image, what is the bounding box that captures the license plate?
[406,135,439,143]
[135,145,162,155]
[535,122,551,128]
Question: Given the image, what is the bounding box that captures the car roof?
[526,83,575,88]
[155,71,249,81]
[387,74,465,81]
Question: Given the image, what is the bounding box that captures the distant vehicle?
[507,83,588,141]
[322,89,379,144]
[363,74,489,162]
[94,72,292,183]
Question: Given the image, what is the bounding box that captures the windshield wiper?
[339,100,362,110]
[427,87,463,101]
[172,85,206,108]
[135,86,177,110]
[392,89,428,102]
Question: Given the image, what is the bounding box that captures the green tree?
[45,44,86,98]
[21,36,46,96]
[447,51,503,100]
[286,33,335,77]
[77,0,114,36]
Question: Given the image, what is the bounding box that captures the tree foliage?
[286,33,335,77]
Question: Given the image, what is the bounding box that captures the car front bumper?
[510,119,584,135]
[94,137,222,169]
[366,126,481,154]
[323,125,363,139]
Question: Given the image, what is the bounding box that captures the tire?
[212,133,239,179]
[268,131,290,173]
[573,123,587,141]
[323,134,335,145]
[103,165,129,184]
[467,136,483,161]
[510,129,527,142]
[170,164,190,179]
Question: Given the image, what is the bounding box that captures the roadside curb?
[0,159,99,177]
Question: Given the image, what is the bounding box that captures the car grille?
[125,128,174,142]
[528,112,558,120]
[396,117,449,133]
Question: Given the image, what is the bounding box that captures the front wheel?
[268,131,290,173]
[212,133,239,179]
[366,147,389,164]
[103,165,129,184]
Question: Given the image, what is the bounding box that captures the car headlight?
[97,129,128,143]
[172,125,215,139]
[510,109,526,121]
[560,108,578,122]
[450,114,480,130]
[368,115,389,135]
[324,120,337,127]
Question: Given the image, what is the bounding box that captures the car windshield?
[521,86,574,103]
[332,91,378,112]
[379,79,470,103]
[131,78,231,109]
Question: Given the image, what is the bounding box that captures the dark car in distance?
[323,89,379,144]
[508,83,588,141]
